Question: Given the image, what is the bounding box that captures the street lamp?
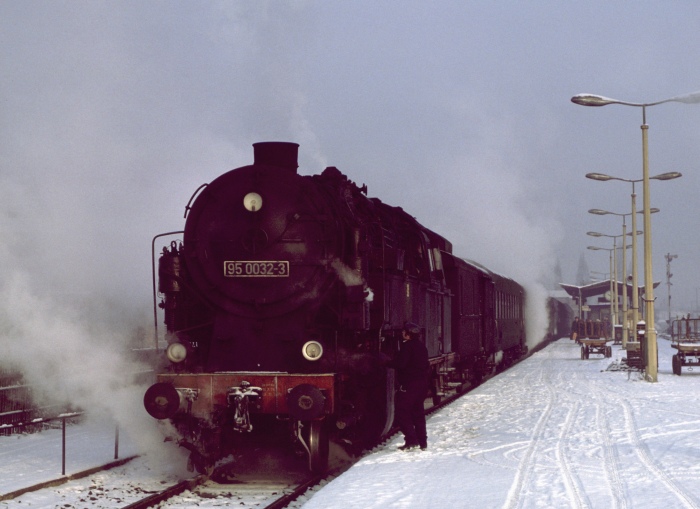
[587,230,640,332]
[573,90,698,381]
[587,246,616,334]
[585,172,680,380]
[665,253,678,325]
[587,173,675,349]
[588,206,659,348]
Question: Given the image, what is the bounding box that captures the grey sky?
[2,1,700,326]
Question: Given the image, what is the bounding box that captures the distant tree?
[576,253,590,286]
[543,259,565,290]
[553,260,564,287]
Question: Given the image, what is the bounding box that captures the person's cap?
[403,322,420,335]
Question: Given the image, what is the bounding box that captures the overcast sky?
[3,1,700,330]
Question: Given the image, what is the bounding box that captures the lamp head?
[651,172,682,181]
[586,172,614,181]
[572,94,619,106]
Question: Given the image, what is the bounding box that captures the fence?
[0,367,34,435]
[0,411,125,476]
[0,366,73,436]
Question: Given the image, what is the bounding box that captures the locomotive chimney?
[253,141,299,173]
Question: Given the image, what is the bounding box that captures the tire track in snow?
[612,391,700,508]
[588,380,628,509]
[554,394,587,509]
[502,368,552,509]
[554,339,627,508]
[503,345,587,509]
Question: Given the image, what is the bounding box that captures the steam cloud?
[0,265,187,475]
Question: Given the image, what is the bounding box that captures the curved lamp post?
[587,172,677,352]
[573,90,698,381]
[587,245,616,334]
[587,230,642,335]
[588,206,660,348]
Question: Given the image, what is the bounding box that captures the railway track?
[2,347,540,508]
[118,471,322,509]
[113,385,472,509]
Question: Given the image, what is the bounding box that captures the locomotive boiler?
[144,142,530,474]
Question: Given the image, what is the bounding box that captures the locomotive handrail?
[184,184,208,219]
[151,231,184,350]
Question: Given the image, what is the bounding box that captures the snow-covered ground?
[0,413,190,508]
[0,415,139,495]
[299,336,700,509]
[3,336,700,508]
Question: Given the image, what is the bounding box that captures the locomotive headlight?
[166,342,187,363]
[302,341,323,361]
[243,192,263,212]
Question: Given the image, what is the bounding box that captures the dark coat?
[390,339,430,388]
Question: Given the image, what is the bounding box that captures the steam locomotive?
[143,142,551,474]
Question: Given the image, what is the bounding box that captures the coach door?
[481,276,496,355]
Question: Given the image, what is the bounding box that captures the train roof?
[368,197,453,253]
[462,258,519,284]
[444,254,522,292]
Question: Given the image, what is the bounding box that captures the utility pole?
[666,253,678,325]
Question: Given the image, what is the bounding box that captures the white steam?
[0,268,187,475]
[330,258,374,302]
[330,258,363,286]
[416,120,563,349]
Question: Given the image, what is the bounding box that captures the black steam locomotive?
[144,142,542,474]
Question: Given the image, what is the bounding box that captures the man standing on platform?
[390,322,430,451]
[571,316,581,341]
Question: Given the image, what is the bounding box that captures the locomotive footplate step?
[578,338,612,359]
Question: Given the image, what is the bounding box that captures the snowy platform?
[298,337,700,509]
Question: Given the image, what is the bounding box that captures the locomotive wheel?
[672,354,682,376]
[308,419,329,474]
[187,452,214,476]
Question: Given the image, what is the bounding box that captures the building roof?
[559,279,660,300]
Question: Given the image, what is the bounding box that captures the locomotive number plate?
[224,261,289,277]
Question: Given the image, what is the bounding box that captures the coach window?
[427,245,435,272]
[509,295,513,319]
[404,233,428,279]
